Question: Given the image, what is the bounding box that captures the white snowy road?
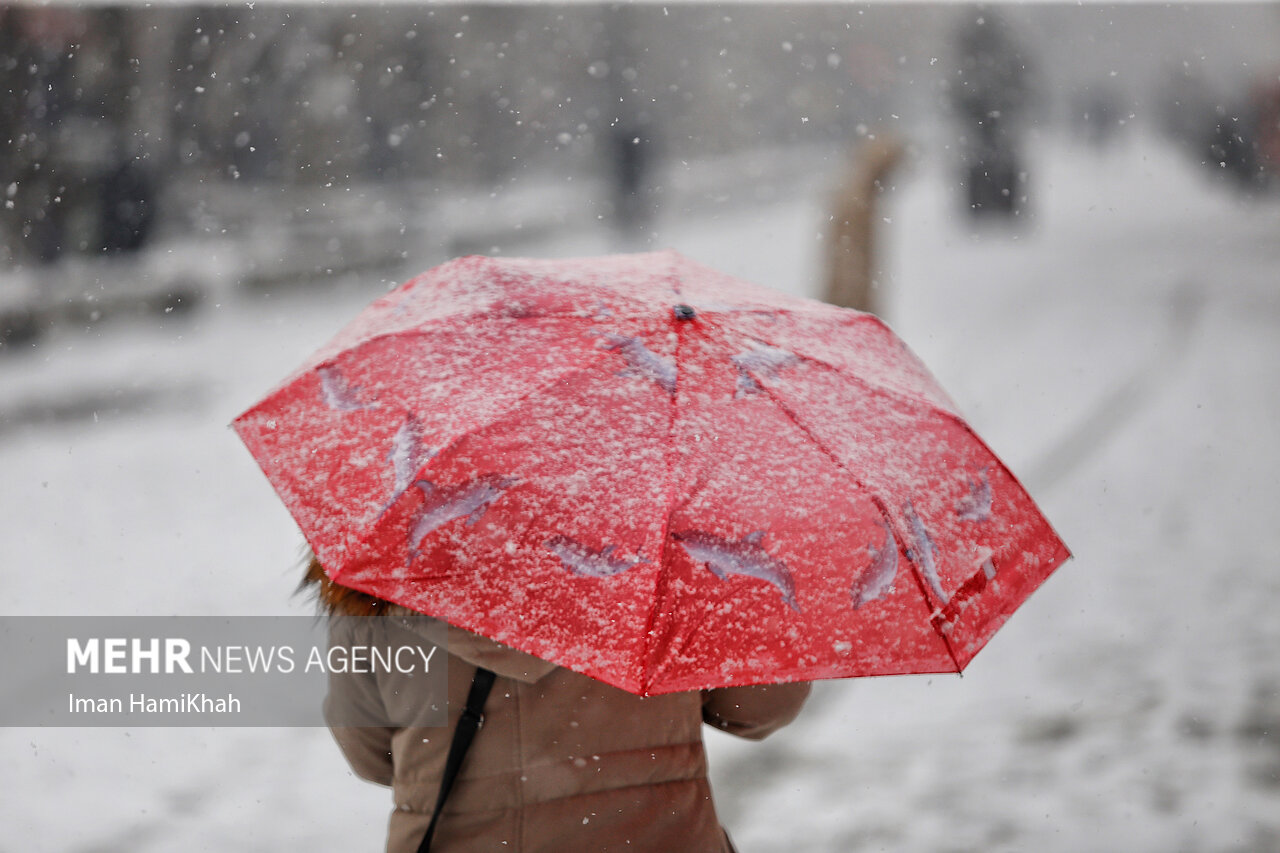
[1,133,1278,852]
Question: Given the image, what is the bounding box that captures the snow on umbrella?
[233,251,1070,695]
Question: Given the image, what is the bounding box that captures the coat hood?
[301,551,556,684]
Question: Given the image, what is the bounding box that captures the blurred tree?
[0,7,153,262]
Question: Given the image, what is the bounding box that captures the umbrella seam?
[764,383,965,672]
[708,322,964,673]
[740,330,1065,553]
[712,317,1061,587]
[668,252,855,318]
[347,318,673,567]
[637,262,688,695]
[323,310,660,369]
[235,312,656,418]
[647,659,963,695]
[743,339,1067,671]
[710,311,962,419]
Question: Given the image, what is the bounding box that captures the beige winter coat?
[323,605,810,853]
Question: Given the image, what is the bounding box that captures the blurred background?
[2,3,1277,304]
[1,3,1278,851]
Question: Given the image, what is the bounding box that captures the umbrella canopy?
[234,251,1069,695]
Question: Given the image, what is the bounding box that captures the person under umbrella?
[308,553,809,853]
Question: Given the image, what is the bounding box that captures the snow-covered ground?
[1,131,1278,852]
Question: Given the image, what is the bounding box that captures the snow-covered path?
[2,133,1278,851]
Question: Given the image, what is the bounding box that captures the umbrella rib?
[714,311,963,419]
[314,310,655,370]
[284,311,662,428]
[739,321,1053,556]
[734,324,1062,674]
[712,324,965,672]
[637,263,688,695]
[757,380,964,672]
[434,317,676,453]
[722,317,1031,519]
[358,318,670,548]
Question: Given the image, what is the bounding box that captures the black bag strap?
[416,666,497,853]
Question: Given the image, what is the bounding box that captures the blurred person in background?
[948,8,1035,221]
[823,133,906,317]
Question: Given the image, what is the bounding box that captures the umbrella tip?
[673,304,696,321]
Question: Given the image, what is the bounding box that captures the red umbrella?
[234,251,1069,695]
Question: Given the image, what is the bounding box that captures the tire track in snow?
[1023,278,1205,495]
[0,381,207,437]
